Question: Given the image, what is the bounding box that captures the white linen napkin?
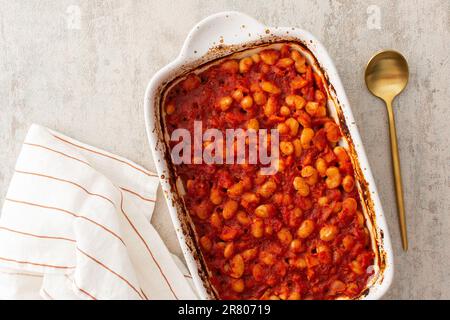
[0,124,198,300]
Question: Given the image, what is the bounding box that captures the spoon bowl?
[365,50,409,251]
[365,50,409,103]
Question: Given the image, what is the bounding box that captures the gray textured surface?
[0,0,449,299]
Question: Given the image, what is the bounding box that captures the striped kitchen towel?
[0,124,198,300]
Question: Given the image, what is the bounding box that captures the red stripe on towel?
[77,247,145,300]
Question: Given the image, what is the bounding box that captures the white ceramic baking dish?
[144,11,394,300]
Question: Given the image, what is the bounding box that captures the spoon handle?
[386,100,408,251]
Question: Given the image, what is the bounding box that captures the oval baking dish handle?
[179,11,266,61]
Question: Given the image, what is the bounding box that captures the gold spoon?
[365,50,409,251]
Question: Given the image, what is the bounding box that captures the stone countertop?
[0,0,449,299]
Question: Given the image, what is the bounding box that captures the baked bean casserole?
[163,44,375,300]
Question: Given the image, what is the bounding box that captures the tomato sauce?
[164,44,375,300]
